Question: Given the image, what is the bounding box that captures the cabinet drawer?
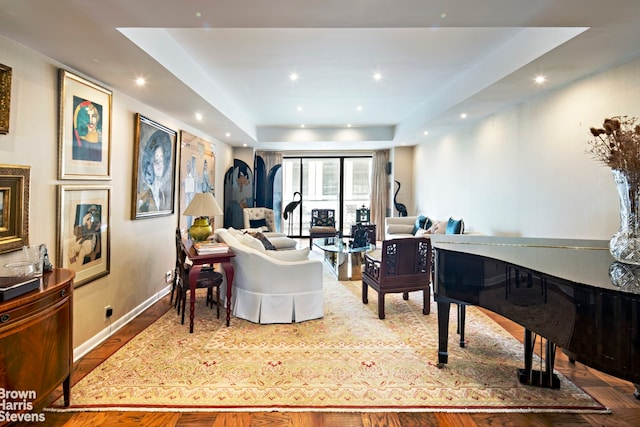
[0,284,71,329]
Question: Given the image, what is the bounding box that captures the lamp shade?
[183,192,222,218]
[183,192,223,241]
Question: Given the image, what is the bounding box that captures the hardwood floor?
[21,292,640,427]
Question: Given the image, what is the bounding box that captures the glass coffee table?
[314,239,374,281]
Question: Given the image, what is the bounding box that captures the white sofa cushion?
[387,224,414,235]
[266,247,310,261]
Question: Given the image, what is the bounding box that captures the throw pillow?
[445,217,464,234]
[266,247,310,262]
[249,218,269,231]
[414,228,429,237]
[427,221,447,234]
[315,217,335,227]
[246,231,277,250]
[239,234,266,252]
[412,215,427,234]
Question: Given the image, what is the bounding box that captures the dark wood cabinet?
[350,223,377,247]
[0,269,74,414]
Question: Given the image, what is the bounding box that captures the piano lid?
[430,234,640,295]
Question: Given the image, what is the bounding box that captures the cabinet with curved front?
[0,268,74,416]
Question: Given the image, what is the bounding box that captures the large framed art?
[178,130,216,231]
[131,113,177,219]
[57,185,111,287]
[0,165,30,254]
[58,69,112,180]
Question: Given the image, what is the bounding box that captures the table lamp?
[182,192,223,241]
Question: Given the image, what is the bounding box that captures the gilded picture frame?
[0,165,30,254]
[57,185,111,287]
[131,113,177,220]
[178,130,216,231]
[58,69,112,180]
[0,63,11,135]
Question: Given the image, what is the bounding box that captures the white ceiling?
[1,0,640,151]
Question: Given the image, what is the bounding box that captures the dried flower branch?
[587,115,640,176]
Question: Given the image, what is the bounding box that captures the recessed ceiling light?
[423,131,429,135]
[225,132,231,137]
[347,124,352,128]
[135,77,146,86]
[356,105,363,111]
[534,75,547,84]
[372,72,383,81]
[195,113,203,121]
[297,106,303,111]
[289,72,299,82]
[460,113,467,119]
[300,124,305,128]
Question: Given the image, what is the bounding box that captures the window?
[282,156,372,236]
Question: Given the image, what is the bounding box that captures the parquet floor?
[19,277,640,426]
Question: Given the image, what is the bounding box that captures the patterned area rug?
[49,267,607,413]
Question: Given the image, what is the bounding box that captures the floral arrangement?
[587,115,640,174]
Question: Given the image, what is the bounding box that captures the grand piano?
[431,234,640,395]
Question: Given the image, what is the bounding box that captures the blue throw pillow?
[250,218,268,230]
[445,217,464,234]
[412,215,431,234]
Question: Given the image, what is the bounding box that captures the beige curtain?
[256,151,283,174]
[371,150,390,240]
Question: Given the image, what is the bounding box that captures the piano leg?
[457,304,466,348]
[517,329,561,388]
[436,301,450,367]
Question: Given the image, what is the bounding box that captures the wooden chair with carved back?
[362,237,432,319]
[309,208,337,247]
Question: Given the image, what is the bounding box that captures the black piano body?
[431,234,640,392]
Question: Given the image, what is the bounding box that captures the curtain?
[256,151,283,173]
[371,150,390,240]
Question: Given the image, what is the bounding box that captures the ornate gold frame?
[0,63,11,134]
[0,165,30,254]
[131,113,177,220]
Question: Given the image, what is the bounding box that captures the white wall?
[390,146,415,216]
[0,35,233,353]
[414,56,640,239]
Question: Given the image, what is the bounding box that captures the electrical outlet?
[105,305,113,319]
[165,271,172,283]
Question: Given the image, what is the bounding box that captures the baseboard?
[73,285,171,362]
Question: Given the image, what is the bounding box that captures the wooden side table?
[181,239,235,332]
[0,269,75,408]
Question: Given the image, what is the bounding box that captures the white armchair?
[243,207,277,232]
[242,207,297,250]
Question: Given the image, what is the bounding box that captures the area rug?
[49,267,607,413]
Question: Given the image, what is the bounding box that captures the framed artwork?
[0,63,11,134]
[178,130,216,231]
[57,185,111,287]
[0,165,30,254]
[58,69,112,180]
[131,113,177,219]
